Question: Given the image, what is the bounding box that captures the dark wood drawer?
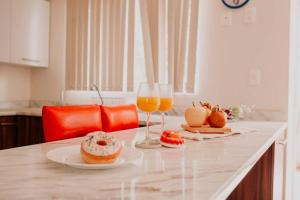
[0,116,17,125]
[0,116,44,150]
[0,116,17,150]
[17,116,44,147]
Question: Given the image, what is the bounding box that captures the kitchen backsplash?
[0,100,30,109]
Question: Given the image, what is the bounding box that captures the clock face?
[222,0,250,9]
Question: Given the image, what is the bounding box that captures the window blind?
[66,0,199,93]
[139,0,199,93]
[66,0,134,91]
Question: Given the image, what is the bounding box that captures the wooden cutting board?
[181,124,232,134]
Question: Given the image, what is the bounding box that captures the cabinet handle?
[0,122,17,126]
[278,139,288,146]
[22,58,40,63]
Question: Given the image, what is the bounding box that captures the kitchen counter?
[0,107,168,119]
[0,107,42,117]
[0,120,287,199]
[0,107,173,123]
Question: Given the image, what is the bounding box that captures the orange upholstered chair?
[42,105,102,142]
[100,104,139,132]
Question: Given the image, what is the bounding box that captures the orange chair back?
[42,105,102,142]
[100,104,139,132]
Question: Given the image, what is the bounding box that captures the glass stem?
[146,112,151,140]
[161,112,165,132]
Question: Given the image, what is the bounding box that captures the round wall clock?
[222,0,250,9]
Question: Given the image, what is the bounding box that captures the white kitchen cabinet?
[0,0,10,63]
[273,131,288,200]
[10,0,49,67]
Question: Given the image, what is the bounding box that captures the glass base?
[135,138,161,149]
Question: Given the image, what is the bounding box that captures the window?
[66,0,200,94]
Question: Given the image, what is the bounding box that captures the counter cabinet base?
[227,144,274,200]
[0,116,44,150]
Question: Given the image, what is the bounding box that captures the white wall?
[0,64,31,101]
[30,0,66,102]
[194,0,290,118]
[289,0,300,198]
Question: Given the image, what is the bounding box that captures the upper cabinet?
[0,0,50,68]
[0,0,10,63]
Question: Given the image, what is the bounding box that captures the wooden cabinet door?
[0,0,10,63]
[11,0,49,67]
[17,116,44,146]
[0,117,17,150]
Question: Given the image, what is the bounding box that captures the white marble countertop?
[0,107,171,119]
[0,120,287,199]
[0,107,173,122]
[0,107,42,117]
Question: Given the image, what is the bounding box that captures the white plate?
[160,141,184,149]
[46,145,143,170]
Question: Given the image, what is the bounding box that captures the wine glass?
[159,84,174,132]
[136,83,161,148]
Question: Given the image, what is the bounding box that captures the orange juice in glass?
[135,83,160,149]
[159,84,174,131]
[137,96,160,113]
[159,97,173,112]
